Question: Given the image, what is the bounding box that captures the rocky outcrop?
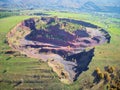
[7,17,111,84]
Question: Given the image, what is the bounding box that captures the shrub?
[106,75,111,82]
[95,67,101,74]
[95,67,105,80]
[98,72,104,79]
[104,72,111,82]
[6,57,11,60]
[111,66,115,72]
[2,70,7,73]
[106,66,115,73]
[3,39,8,44]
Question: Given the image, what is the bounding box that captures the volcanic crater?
[7,17,111,84]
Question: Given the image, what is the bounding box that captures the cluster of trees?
[95,67,111,82]
[0,11,19,18]
[94,66,120,90]
[60,22,83,33]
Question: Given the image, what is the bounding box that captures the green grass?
[0,16,36,33]
[0,11,120,90]
[47,11,120,89]
[0,16,38,51]
[0,15,72,90]
[46,11,92,21]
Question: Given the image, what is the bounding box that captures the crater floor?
[7,17,111,84]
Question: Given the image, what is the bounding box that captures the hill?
[0,0,120,13]
[0,11,120,90]
[6,16,110,84]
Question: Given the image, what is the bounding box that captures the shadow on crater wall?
[23,18,110,81]
[66,48,95,81]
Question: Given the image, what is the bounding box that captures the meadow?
[0,11,120,90]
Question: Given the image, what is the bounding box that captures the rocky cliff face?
[7,17,111,84]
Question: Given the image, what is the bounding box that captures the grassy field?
[0,12,120,90]
[0,16,74,90]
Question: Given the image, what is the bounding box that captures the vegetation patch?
[93,66,120,90]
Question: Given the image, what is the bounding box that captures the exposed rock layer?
[7,17,111,84]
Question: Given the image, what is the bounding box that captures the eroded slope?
[7,17,111,84]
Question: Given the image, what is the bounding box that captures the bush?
[104,72,111,82]
[106,66,115,73]
[2,70,7,73]
[94,66,120,90]
[95,67,104,80]
[6,57,11,60]
[98,73,104,79]
[95,67,101,74]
